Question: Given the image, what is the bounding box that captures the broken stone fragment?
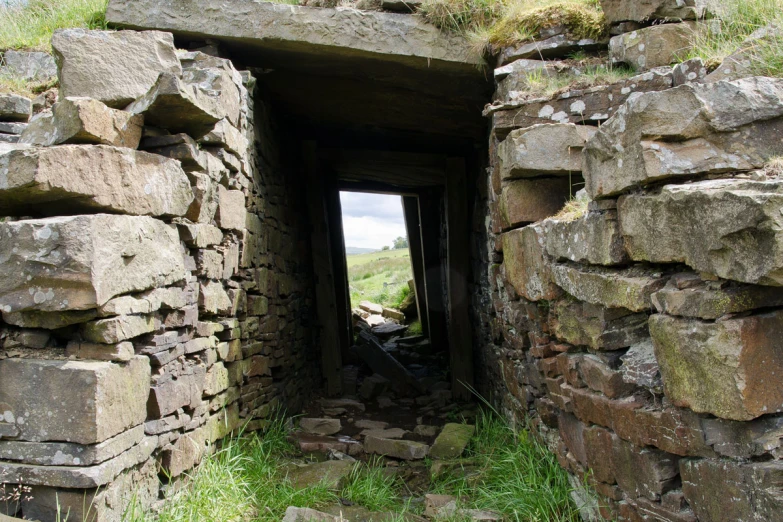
[126,73,223,138]
[585,77,783,198]
[382,307,405,321]
[52,29,182,108]
[200,119,248,157]
[550,263,668,312]
[20,97,143,148]
[299,418,341,436]
[320,398,366,413]
[413,425,440,437]
[0,356,150,444]
[356,331,423,396]
[199,281,232,315]
[364,436,429,460]
[0,145,193,217]
[0,215,185,312]
[429,423,475,459]
[620,339,663,395]
[498,123,596,180]
[499,33,608,63]
[609,22,697,71]
[187,172,219,223]
[618,178,783,286]
[499,177,572,228]
[178,223,224,248]
[1,309,98,329]
[360,428,408,440]
[282,507,341,522]
[651,311,783,421]
[0,93,32,122]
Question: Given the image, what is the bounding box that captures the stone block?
[0,357,149,444]
[200,120,248,158]
[681,459,783,522]
[52,29,181,108]
[0,216,185,313]
[300,418,341,436]
[612,435,680,501]
[499,177,571,228]
[499,34,608,63]
[0,94,32,122]
[126,73,223,138]
[203,362,229,396]
[0,145,193,217]
[585,77,783,198]
[178,223,223,248]
[619,179,783,285]
[0,50,57,83]
[600,0,708,24]
[216,185,247,231]
[0,425,144,466]
[502,224,561,301]
[282,507,340,522]
[550,298,649,351]
[609,23,696,71]
[489,68,673,139]
[619,339,663,394]
[650,311,783,421]
[651,275,783,320]
[429,423,474,459]
[1,309,98,329]
[199,281,232,315]
[498,123,595,179]
[543,210,627,266]
[66,341,135,362]
[551,263,668,312]
[364,436,429,460]
[161,428,208,477]
[20,97,143,148]
[82,315,155,343]
[580,354,636,399]
[0,435,156,490]
[147,368,206,418]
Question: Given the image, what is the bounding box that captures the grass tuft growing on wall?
[0,0,109,52]
[687,0,783,76]
[420,0,605,52]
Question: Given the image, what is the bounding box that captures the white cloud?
[339,192,406,250]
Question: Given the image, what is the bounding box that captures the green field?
[346,248,413,310]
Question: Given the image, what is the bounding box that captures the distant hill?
[346,246,377,255]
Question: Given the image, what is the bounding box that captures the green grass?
[0,0,109,52]
[347,249,413,310]
[340,458,405,512]
[420,0,605,53]
[513,61,637,102]
[429,412,584,521]
[687,0,783,76]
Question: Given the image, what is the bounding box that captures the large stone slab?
[105,0,483,73]
[0,215,185,312]
[356,331,423,396]
[543,210,628,266]
[20,97,144,148]
[502,224,561,302]
[609,23,696,71]
[650,311,783,421]
[429,423,474,459]
[550,298,649,351]
[585,77,783,198]
[0,357,150,444]
[618,179,783,286]
[52,29,182,108]
[600,0,709,24]
[0,145,193,217]
[498,123,596,179]
[488,68,673,138]
[551,263,668,312]
[364,436,429,460]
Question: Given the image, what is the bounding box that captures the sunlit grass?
[0,0,109,52]
[347,251,413,310]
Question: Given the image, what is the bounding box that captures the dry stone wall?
[0,29,318,521]
[475,3,783,521]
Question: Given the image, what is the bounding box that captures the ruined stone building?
[0,0,782,520]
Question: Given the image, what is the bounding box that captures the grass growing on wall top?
[0,0,109,52]
[420,0,605,52]
[688,0,783,76]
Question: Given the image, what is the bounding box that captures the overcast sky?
[339,192,407,250]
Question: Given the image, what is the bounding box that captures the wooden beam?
[419,188,448,357]
[303,141,343,396]
[402,196,429,336]
[322,148,448,188]
[445,157,474,400]
[325,180,353,358]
